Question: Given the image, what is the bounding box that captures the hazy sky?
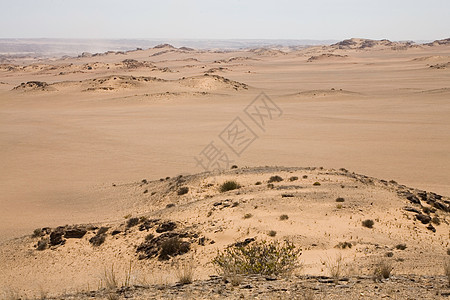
[0,0,448,41]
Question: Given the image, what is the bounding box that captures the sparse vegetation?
[362,219,375,228]
[127,217,139,228]
[243,213,253,219]
[395,244,407,250]
[160,237,190,260]
[36,238,48,251]
[313,182,321,186]
[267,183,274,189]
[302,175,308,179]
[268,175,283,183]
[289,176,298,181]
[267,230,277,237]
[212,240,302,276]
[220,180,241,192]
[103,264,119,289]
[431,216,441,225]
[177,186,189,195]
[279,214,289,221]
[176,261,195,284]
[323,254,344,282]
[335,241,352,249]
[373,259,393,281]
[445,258,450,285]
[255,181,262,185]
[335,197,345,202]
[336,204,343,209]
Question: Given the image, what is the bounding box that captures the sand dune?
[1,38,450,299]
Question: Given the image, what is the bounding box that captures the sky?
[0,0,449,41]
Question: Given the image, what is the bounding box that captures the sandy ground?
[0,39,449,298]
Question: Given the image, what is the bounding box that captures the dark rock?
[281,194,294,198]
[234,238,255,248]
[89,234,106,246]
[416,214,431,224]
[137,232,190,260]
[97,227,109,235]
[64,227,87,239]
[426,224,436,232]
[156,221,177,233]
[111,230,122,235]
[403,206,421,214]
[406,194,421,205]
[49,230,65,246]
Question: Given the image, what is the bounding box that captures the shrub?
[373,260,393,281]
[362,219,374,228]
[36,238,48,251]
[176,261,195,284]
[177,187,189,195]
[335,197,345,202]
[324,254,344,282]
[255,181,262,185]
[335,241,352,249]
[243,213,253,219]
[336,204,343,209]
[279,214,289,221]
[127,217,139,228]
[313,182,321,186]
[395,244,407,250]
[268,175,283,183]
[32,228,43,238]
[302,175,308,179]
[220,181,241,192]
[445,258,450,286]
[160,237,190,260]
[212,240,302,276]
[231,165,238,169]
[289,176,298,181]
[267,183,274,189]
[267,230,277,237]
[431,216,441,225]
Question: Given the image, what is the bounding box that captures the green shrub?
[362,219,375,228]
[177,187,189,195]
[279,214,289,221]
[267,230,277,237]
[212,240,301,276]
[395,244,407,250]
[220,181,241,192]
[313,182,321,186]
[373,259,393,280]
[268,175,283,183]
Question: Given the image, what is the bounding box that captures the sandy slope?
[0,166,448,298]
[0,39,450,297]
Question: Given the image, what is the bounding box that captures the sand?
[0,40,449,298]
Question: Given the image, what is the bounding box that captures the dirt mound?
[12,81,55,92]
[425,38,450,46]
[307,53,348,62]
[178,74,248,91]
[81,75,165,92]
[154,43,176,49]
[332,38,417,50]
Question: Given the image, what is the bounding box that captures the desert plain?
[0,38,449,299]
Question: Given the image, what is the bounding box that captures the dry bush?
[362,219,375,228]
[445,258,450,286]
[268,175,283,183]
[103,264,119,289]
[323,254,344,282]
[267,230,277,237]
[212,240,302,276]
[220,181,241,192]
[177,186,189,195]
[373,259,393,281]
[176,261,195,284]
[279,214,289,221]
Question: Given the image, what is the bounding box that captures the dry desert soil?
[0,38,450,299]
